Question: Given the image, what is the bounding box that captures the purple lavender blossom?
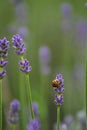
[12,34,26,55]
[60,3,72,19]
[38,46,51,74]
[8,100,20,124]
[60,124,68,130]
[8,112,19,124]
[54,94,64,105]
[56,74,64,87]
[10,99,20,113]
[52,74,64,106]
[11,0,22,5]
[0,37,10,57]
[27,119,40,130]
[0,70,6,79]
[64,115,73,126]
[32,102,39,117]
[75,18,87,46]
[0,60,8,67]
[18,26,28,39]
[15,3,28,24]
[19,59,32,73]
[85,3,87,8]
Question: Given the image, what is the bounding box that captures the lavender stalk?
[0,37,10,130]
[52,74,64,130]
[12,34,34,120]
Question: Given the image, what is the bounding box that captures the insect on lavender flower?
[19,59,32,74]
[52,74,64,106]
[12,34,26,55]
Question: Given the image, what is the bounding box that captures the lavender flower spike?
[12,34,26,55]
[0,37,10,57]
[8,99,20,124]
[32,102,39,117]
[19,59,32,73]
[27,119,40,130]
[52,74,64,106]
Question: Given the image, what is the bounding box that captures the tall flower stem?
[85,57,87,126]
[0,79,2,130]
[25,74,34,119]
[57,105,60,130]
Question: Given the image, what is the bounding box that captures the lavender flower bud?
[19,59,32,74]
[0,37,10,57]
[10,99,20,113]
[27,119,40,130]
[60,124,68,130]
[60,3,72,19]
[75,18,87,46]
[11,0,22,5]
[0,70,6,79]
[64,115,73,126]
[32,102,39,117]
[8,100,20,124]
[54,94,64,105]
[85,3,87,8]
[8,112,19,124]
[12,34,26,55]
[38,46,51,74]
[0,59,8,67]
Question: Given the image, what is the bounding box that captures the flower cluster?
[12,34,31,74]
[8,100,20,124]
[19,59,32,73]
[27,119,40,130]
[12,34,26,55]
[52,74,64,105]
[0,37,10,79]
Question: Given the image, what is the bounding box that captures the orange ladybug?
[52,78,61,87]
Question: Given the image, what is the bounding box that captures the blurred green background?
[1,0,86,130]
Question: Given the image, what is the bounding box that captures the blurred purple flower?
[12,34,26,55]
[27,119,40,130]
[85,3,87,8]
[38,46,51,74]
[60,124,68,130]
[8,100,20,124]
[10,99,20,113]
[11,0,22,5]
[32,102,39,117]
[75,18,87,46]
[60,3,72,19]
[15,3,28,24]
[18,26,28,39]
[64,115,73,126]
[77,110,86,129]
[19,59,32,73]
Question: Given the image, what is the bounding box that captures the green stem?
[86,59,87,126]
[25,74,34,119]
[0,79,2,130]
[57,105,60,130]
[19,73,27,130]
